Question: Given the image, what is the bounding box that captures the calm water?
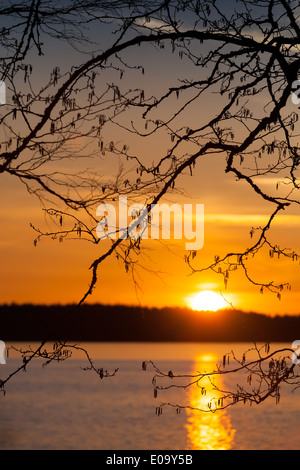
[0,342,299,450]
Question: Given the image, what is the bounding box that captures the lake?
[0,342,298,450]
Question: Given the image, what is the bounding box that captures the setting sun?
[189,290,228,312]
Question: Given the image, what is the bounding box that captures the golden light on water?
[188,290,228,312]
[185,357,235,450]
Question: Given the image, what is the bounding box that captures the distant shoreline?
[0,303,299,342]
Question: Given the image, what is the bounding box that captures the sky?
[1,2,300,316]
[1,148,300,315]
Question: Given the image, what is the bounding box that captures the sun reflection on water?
[185,355,236,450]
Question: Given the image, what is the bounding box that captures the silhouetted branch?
[142,343,300,414]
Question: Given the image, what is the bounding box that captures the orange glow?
[188,290,228,312]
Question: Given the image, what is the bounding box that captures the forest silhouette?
[1,303,299,342]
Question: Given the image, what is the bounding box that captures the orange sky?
[1,18,300,316]
[1,151,300,316]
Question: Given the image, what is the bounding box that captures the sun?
[189,290,227,312]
